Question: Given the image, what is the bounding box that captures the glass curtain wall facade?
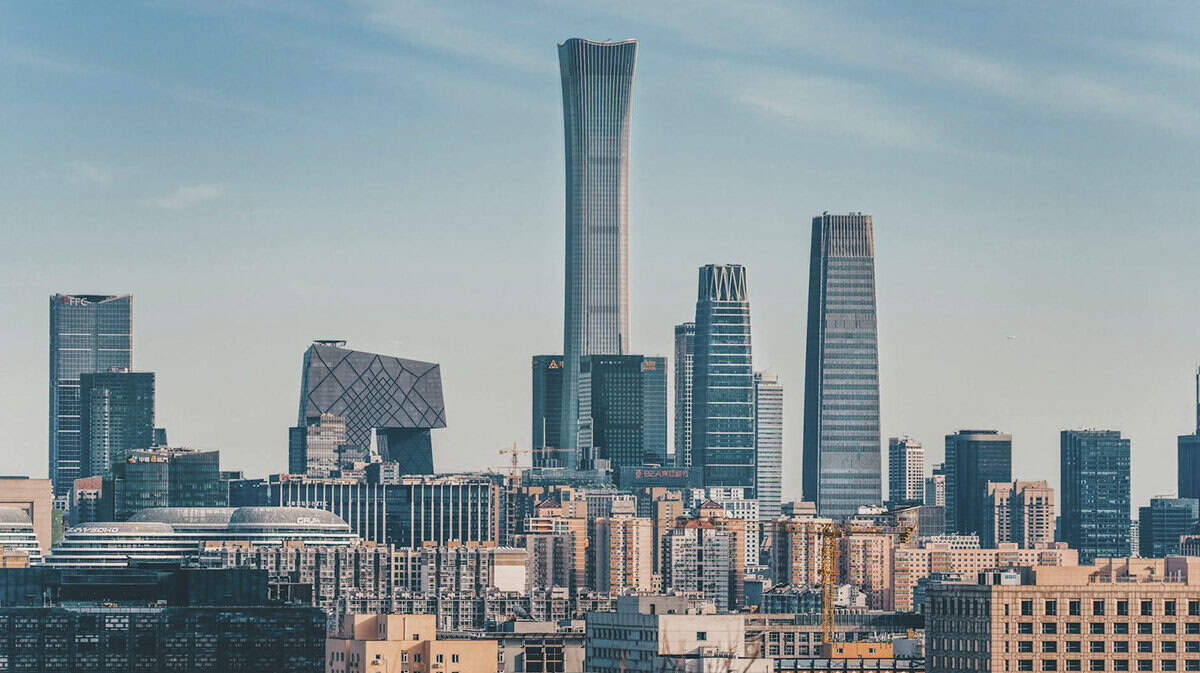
[1179,368,1200,500]
[641,356,667,466]
[558,38,637,467]
[692,264,755,493]
[79,371,155,478]
[1060,429,1131,563]
[531,355,566,467]
[673,322,695,468]
[49,294,133,497]
[945,430,1012,536]
[801,214,881,519]
[754,371,784,520]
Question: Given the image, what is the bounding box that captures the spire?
[1195,365,1199,435]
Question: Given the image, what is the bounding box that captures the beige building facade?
[0,477,53,553]
[326,614,497,673]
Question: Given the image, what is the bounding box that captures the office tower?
[673,322,696,467]
[692,264,755,492]
[1060,429,1131,563]
[888,437,924,504]
[110,447,223,520]
[558,38,637,465]
[295,341,445,475]
[754,372,784,520]
[641,356,668,465]
[48,293,133,497]
[531,355,566,467]
[288,412,345,477]
[1130,520,1140,557]
[924,465,946,507]
[152,428,167,446]
[1179,367,1200,499]
[944,430,1012,536]
[577,355,664,473]
[983,480,1055,548]
[801,213,881,518]
[78,371,155,477]
[592,515,653,593]
[1138,497,1199,558]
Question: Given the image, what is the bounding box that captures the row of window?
[1017,599,1200,618]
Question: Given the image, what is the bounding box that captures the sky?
[2,1,1199,512]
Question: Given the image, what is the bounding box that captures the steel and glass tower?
[1061,429,1131,563]
[49,293,133,497]
[692,264,755,492]
[801,213,881,518]
[673,322,695,468]
[754,371,784,520]
[558,38,637,467]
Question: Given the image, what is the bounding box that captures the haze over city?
[4,0,1200,513]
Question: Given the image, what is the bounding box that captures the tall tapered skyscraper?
[693,264,755,492]
[49,294,133,498]
[802,213,881,518]
[673,322,695,468]
[558,38,637,468]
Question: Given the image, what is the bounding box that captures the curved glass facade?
[558,38,637,465]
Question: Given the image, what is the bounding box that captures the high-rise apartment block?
[925,464,946,507]
[692,264,755,493]
[49,293,133,497]
[983,480,1055,548]
[673,322,695,468]
[945,430,1012,536]
[531,355,566,467]
[295,341,445,475]
[1060,429,1131,563]
[576,355,666,473]
[592,515,652,594]
[754,371,784,520]
[558,38,637,463]
[79,371,155,478]
[661,525,737,612]
[802,214,882,518]
[888,437,924,504]
[1138,497,1199,558]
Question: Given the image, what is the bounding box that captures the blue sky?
[2,1,1198,511]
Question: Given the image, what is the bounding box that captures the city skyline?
[4,3,1200,512]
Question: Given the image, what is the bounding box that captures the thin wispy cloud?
[41,161,127,186]
[141,184,224,210]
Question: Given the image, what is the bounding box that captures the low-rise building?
[927,557,1200,673]
[893,541,1078,612]
[326,614,497,673]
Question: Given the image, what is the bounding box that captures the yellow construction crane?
[497,443,561,481]
[819,521,914,644]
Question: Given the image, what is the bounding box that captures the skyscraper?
[49,293,133,497]
[983,480,1055,548]
[79,371,155,477]
[1138,497,1199,558]
[641,356,668,466]
[692,264,755,493]
[672,322,695,468]
[295,341,445,475]
[925,463,946,507]
[558,38,637,467]
[945,430,1012,536]
[802,213,881,518]
[577,354,665,473]
[1179,367,1200,500]
[754,371,784,520]
[531,355,566,467]
[1060,429,1131,563]
[888,437,924,504]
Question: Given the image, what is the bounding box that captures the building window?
[1188,642,1200,653]
[436,654,444,663]
[1091,661,1106,671]
[1168,601,1178,617]
[1166,623,1179,635]
[1067,623,1082,634]
[1091,642,1106,653]
[1023,601,1035,616]
[1067,661,1082,672]
[1046,601,1058,616]
[697,632,707,641]
[1138,642,1153,653]
[1164,661,1178,672]
[1136,661,1152,672]
[1070,601,1082,616]
[1166,642,1179,653]
[1189,601,1200,617]
[451,654,459,663]
[1044,623,1059,635]
[1094,601,1106,616]
[1137,623,1153,635]
[1185,661,1200,672]
[1044,661,1058,672]
[1067,642,1082,653]
[1117,600,1129,616]
[1114,641,1129,653]
[1114,623,1129,634]
[1113,661,1128,672]
[1044,642,1059,653]
[1141,601,1154,617]
[1019,642,1034,653]
[1188,624,1200,635]
[1020,623,1035,635]
[1019,661,1034,672]
[1091,623,1106,635]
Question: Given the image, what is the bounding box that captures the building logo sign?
[60,296,91,306]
